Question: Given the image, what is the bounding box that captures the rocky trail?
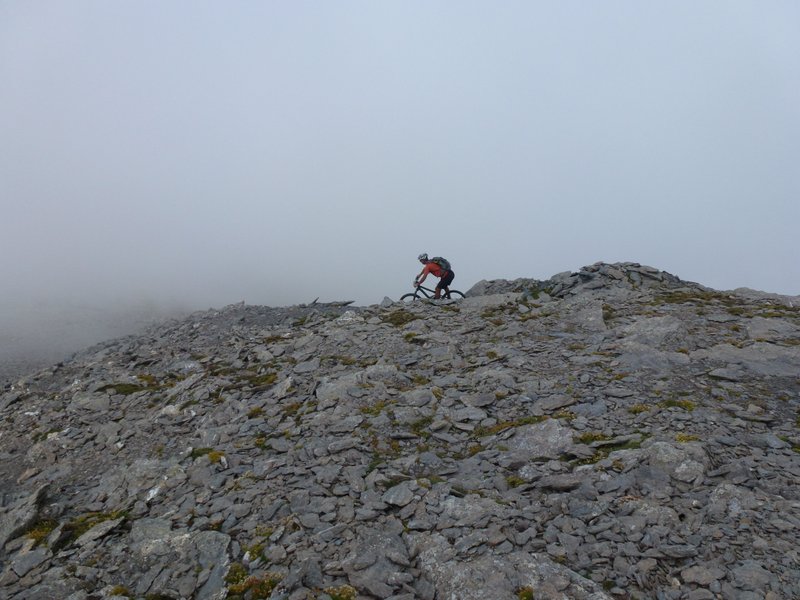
[1,262,799,600]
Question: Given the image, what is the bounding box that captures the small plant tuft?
[25,518,58,546]
[506,475,525,488]
[324,585,357,600]
[517,586,535,600]
[575,432,611,444]
[381,309,419,327]
[659,398,696,411]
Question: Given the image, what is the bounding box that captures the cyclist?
[414,253,455,299]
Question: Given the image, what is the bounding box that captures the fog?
[2,2,799,377]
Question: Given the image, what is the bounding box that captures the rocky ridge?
[1,262,799,600]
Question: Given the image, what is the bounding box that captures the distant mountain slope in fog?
[0,301,188,383]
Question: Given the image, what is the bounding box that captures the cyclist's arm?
[414,265,431,286]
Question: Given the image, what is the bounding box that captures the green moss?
[574,436,645,465]
[380,309,419,327]
[32,427,61,443]
[367,434,402,472]
[656,290,728,305]
[243,541,265,558]
[628,404,649,414]
[225,562,248,586]
[191,447,215,459]
[506,475,525,488]
[574,432,611,444]
[474,415,548,437]
[360,400,389,416]
[207,362,238,377]
[659,398,696,411]
[325,585,357,600]
[97,383,146,395]
[281,401,302,417]
[110,586,132,597]
[410,416,434,438]
[207,450,225,464]
[517,586,535,600]
[25,518,58,546]
[55,510,127,550]
[247,407,264,419]
[137,373,159,386]
[602,303,615,323]
[519,313,540,322]
[467,443,485,456]
[242,371,278,387]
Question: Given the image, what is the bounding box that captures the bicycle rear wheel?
[400,292,421,302]
[445,290,465,299]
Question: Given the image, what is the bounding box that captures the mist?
[2,2,799,378]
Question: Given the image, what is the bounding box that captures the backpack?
[431,256,451,272]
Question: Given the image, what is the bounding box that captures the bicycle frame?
[401,285,464,302]
[409,285,463,300]
[413,285,439,298]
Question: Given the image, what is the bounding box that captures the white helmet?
[418,253,428,261]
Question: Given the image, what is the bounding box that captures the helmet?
[418,253,428,261]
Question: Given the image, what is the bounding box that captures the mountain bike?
[400,284,465,302]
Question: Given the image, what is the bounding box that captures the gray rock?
[1,267,798,600]
[74,517,125,546]
[681,565,725,585]
[382,482,415,507]
[10,546,50,576]
[503,419,576,460]
[0,485,48,552]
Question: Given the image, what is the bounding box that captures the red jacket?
[421,261,445,278]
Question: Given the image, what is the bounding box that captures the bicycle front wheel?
[400,292,421,302]
[445,290,465,299]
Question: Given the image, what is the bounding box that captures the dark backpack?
[431,256,451,272]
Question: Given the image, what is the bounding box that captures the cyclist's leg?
[440,271,454,298]
[437,271,455,299]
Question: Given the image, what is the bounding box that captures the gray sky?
[2,1,799,314]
